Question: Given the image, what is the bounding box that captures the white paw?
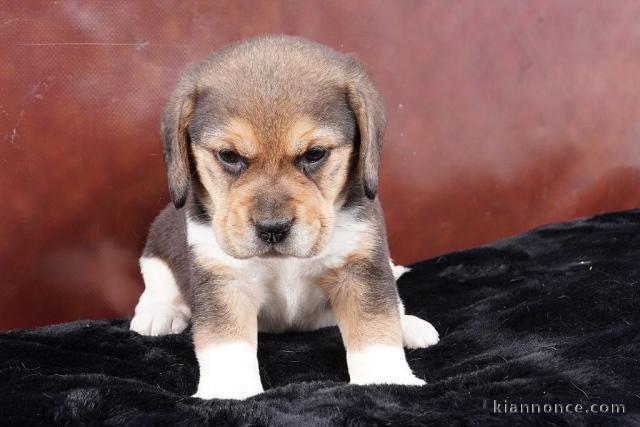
[394,375,426,386]
[401,315,439,349]
[130,303,190,336]
[192,380,264,400]
[193,342,264,400]
[347,345,426,387]
[351,372,426,387]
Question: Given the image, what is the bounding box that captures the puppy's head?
[161,36,384,259]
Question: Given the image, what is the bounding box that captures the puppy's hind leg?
[130,257,191,336]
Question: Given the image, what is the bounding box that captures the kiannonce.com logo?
[488,400,626,414]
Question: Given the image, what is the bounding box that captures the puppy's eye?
[218,149,240,165]
[301,147,327,164]
[217,149,246,175]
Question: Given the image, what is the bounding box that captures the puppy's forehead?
[191,86,353,153]
[188,41,356,152]
[207,119,342,156]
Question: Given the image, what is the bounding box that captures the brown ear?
[345,59,386,199]
[160,78,197,209]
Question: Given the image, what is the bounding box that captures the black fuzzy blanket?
[2,210,639,426]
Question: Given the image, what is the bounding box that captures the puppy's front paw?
[193,380,264,400]
[401,315,439,349]
[130,303,190,336]
[193,342,264,400]
[351,372,426,387]
[347,345,426,387]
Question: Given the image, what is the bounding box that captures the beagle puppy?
[130,35,439,400]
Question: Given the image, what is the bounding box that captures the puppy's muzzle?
[253,217,294,244]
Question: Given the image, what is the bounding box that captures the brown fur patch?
[344,59,386,199]
[192,277,260,347]
[191,114,354,259]
[285,117,344,155]
[317,236,402,351]
[161,90,196,208]
[201,117,260,159]
[194,256,238,279]
[319,269,401,350]
[172,293,188,307]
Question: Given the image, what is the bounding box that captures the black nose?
[254,218,293,244]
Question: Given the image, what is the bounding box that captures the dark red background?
[2,1,640,330]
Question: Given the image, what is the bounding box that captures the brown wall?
[2,1,640,330]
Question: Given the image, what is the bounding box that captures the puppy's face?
[160,36,385,259]
[192,113,354,258]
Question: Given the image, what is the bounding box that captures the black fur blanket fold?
[2,210,639,426]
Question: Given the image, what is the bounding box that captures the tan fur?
[193,277,260,347]
[285,117,344,154]
[314,230,402,350]
[191,115,353,259]
[194,256,238,279]
[201,117,260,158]
[318,255,402,351]
[173,293,188,307]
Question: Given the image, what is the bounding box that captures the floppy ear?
[160,79,197,209]
[345,59,386,200]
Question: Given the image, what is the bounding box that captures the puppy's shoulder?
[143,203,187,260]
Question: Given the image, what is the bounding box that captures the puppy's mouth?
[257,248,289,258]
[251,232,322,259]
[219,218,325,259]
[254,244,308,259]
[247,218,320,259]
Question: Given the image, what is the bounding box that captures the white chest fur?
[186,211,369,332]
[249,257,335,332]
